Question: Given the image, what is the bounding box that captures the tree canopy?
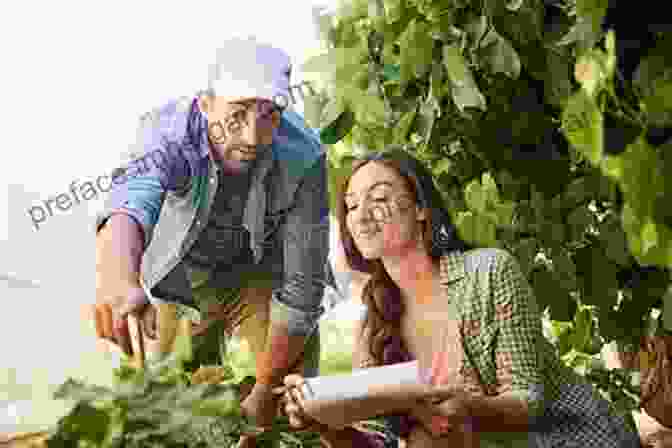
[304,0,672,412]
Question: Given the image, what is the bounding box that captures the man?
[94,37,331,446]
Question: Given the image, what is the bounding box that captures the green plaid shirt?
[440,248,639,446]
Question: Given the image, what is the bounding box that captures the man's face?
[199,96,281,174]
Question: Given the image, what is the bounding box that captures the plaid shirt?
[442,248,641,446]
[358,248,641,447]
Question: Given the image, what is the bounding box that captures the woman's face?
[345,161,426,260]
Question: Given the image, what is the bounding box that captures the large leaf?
[561,90,604,165]
[481,172,501,206]
[385,0,404,23]
[571,307,594,353]
[443,45,487,112]
[559,0,608,50]
[574,246,619,307]
[455,210,497,246]
[545,50,574,107]
[464,179,487,214]
[301,47,365,84]
[480,28,522,79]
[552,250,578,291]
[597,215,632,267]
[399,19,434,86]
[394,108,417,144]
[531,268,575,321]
[513,237,538,277]
[567,205,595,241]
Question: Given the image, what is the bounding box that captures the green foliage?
[44,348,325,447]
[309,0,672,414]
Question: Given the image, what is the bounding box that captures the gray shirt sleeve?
[269,153,330,337]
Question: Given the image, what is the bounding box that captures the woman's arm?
[464,251,544,432]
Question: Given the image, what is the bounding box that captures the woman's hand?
[274,375,326,433]
[416,385,473,435]
[410,400,454,437]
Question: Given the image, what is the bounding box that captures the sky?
[0,0,369,434]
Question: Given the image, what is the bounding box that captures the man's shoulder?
[136,96,195,141]
[125,96,199,159]
[140,96,194,126]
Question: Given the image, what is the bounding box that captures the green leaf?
[559,0,608,50]
[303,93,325,129]
[513,237,538,277]
[351,90,386,125]
[545,50,573,107]
[399,19,434,84]
[302,48,360,75]
[464,179,487,214]
[494,202,516,227]
[632,34,672,127]
[322,97,346,126]
[571,307,593,353]
[558,18,601,50]
[563,177,592,209]
[54,378,117,403]
[604,30,616,79]
[443,44,487,111]
[321,107,356,145]
[51,402,113,445]
[553,250,578,291]
[540,221,567,248]
[641,219,660,255]
[642,78,672,128]
[597,216,632,267]
[481,29,522,79]
[561,90,603,165]
[394,108,417,144]
[481,172,500,206]
[434,157,453,176]
[567,206,594,241]
[385,0,404,23]
[443,44,470,88]
[575,0,609,20]
[531,268,575,321]
[506,0,524,12]
[575,246,619,307]
[455,211,497,246]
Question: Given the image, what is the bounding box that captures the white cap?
[208,37,292,107]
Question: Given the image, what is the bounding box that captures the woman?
[278,147,642,447]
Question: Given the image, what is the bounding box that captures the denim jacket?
[96,97,330,336]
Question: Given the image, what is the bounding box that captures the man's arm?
[95,106,192,350]
[256,153,330,386]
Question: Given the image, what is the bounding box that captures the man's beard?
[220,148,257,174]
[221,143,274,175]
[209,136,259,174]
